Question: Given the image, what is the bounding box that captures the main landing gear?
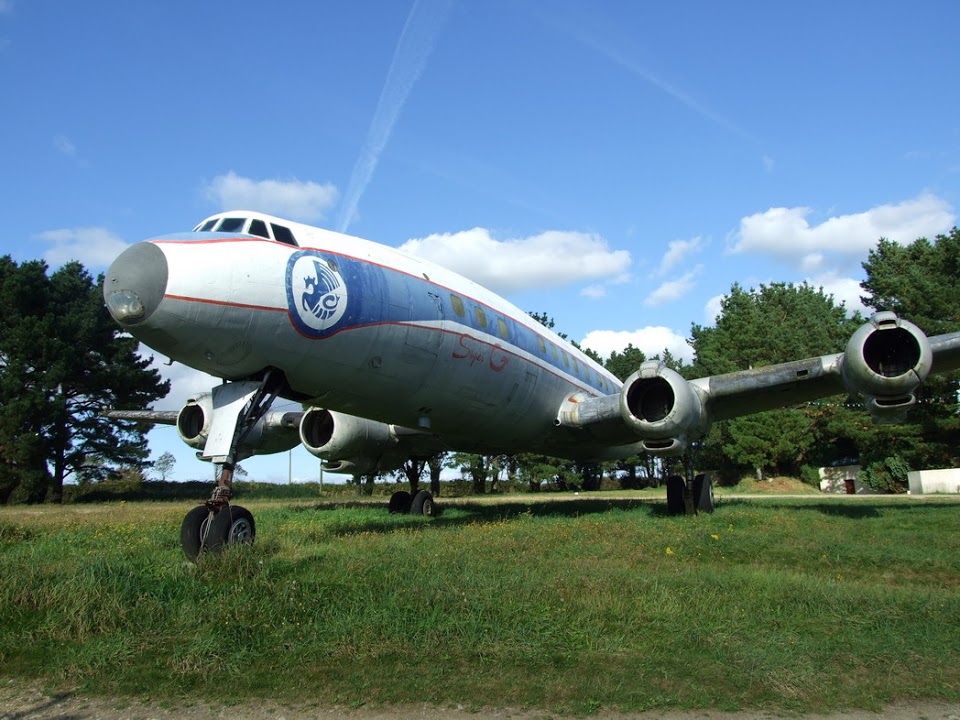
[665,451,715,516]
[180,372,282,562]
[388,489,436,516]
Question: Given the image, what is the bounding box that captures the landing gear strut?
[180,371,283,561]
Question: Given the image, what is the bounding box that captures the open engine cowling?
[619,361,709,455]
[176,392,300,459]
[840,311,933,422]
[299,408,399,475]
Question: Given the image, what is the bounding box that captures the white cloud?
[729,194,955,271]
[203,172,339,223]
[762,154,775,173]
[580,326,694,364]
[805,273,870,317]
[36,227,128,269]
[658,236,702,275]
[53,134,76,157]
[399,228,632,294]
[704,293,725,325]
[643,266,702,307]
[579,284,607,299]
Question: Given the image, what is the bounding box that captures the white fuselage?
[109,211,642,460]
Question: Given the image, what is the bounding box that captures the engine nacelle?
[619,361,709,455]
[841,312,933,423]
[299,408,398,473]
[176,393,300,459]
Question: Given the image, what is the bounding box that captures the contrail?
[336,0,454,233]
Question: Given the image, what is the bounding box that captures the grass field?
[1,492,958,714]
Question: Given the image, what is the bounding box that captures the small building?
[818,464,884,494]
[907,468,960,494]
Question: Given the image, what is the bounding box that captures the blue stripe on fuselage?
[160,232,617,396]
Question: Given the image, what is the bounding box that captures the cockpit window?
[199,219,218,231]
[271,223,298,246]
[248,219,270,239]
[217,217,245,233]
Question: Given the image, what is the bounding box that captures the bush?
[859,455,910,494]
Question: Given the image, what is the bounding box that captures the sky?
[2,1,958,483]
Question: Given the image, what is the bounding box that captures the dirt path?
[2,682,959,720]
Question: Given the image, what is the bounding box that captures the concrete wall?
[818,464,884,494]
[907,468,960,494]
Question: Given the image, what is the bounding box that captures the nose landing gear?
[180,371,282,562]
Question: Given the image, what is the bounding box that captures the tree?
[688,282,861,480]
[859,228,960,484]
[861,228,960,335]
[0,257,169,503]
[153,451,176,482]
[447,452,494,494]
[605,344,646,382]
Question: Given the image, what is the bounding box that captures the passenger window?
[537,337,546,353]
[248,219,270,239]
[217,217,245,233]
[497,318,509,340]
[271,224,298,246]
[474,306,487,328]
[551,344,559,361]
[562,351,569,368]
[573,358,580,374]
[450,295,465,317]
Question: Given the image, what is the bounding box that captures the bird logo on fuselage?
[286,252,348,336]
[302,261,343,322]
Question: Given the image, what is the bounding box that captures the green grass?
[0,493,958,714]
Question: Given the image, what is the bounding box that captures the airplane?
[103,210,960,560]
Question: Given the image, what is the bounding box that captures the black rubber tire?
[180,506,213,562]
[203,505,256,553]
[388,490,413,514]
[410,490,435,516]
[665,475,686,515]
[693,474,715,513]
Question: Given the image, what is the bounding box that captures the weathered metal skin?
[176,391,301,459]
[619,362,708,455]
[299,407,397,469]
[839,311,932,422]
[104,211,960,470]
[559,311,948,455]
[103,218,631,465]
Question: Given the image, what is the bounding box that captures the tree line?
[1,229,957,502]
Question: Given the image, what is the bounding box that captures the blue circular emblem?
[287,251,348,336]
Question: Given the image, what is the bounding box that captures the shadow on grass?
[289,496,663,537]
[717,496,960,519]
[282,494,959,537]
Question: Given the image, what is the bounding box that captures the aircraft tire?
[388,490,413,514]
[204,505,256,553]
[665,475,685,515]
[180,506,213,561]
[693,474,715,513]
[410,490,436,516]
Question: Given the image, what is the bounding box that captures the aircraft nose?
[103,241,168,325]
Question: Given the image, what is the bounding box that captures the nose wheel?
[180,504,256,561]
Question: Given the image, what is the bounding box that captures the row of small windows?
[193,216,298,247]
[448,292,614,392]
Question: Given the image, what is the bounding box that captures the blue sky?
[2,1,958,482]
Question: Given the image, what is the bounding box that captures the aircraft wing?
[560,313,960,455]
[104,410,180,425]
